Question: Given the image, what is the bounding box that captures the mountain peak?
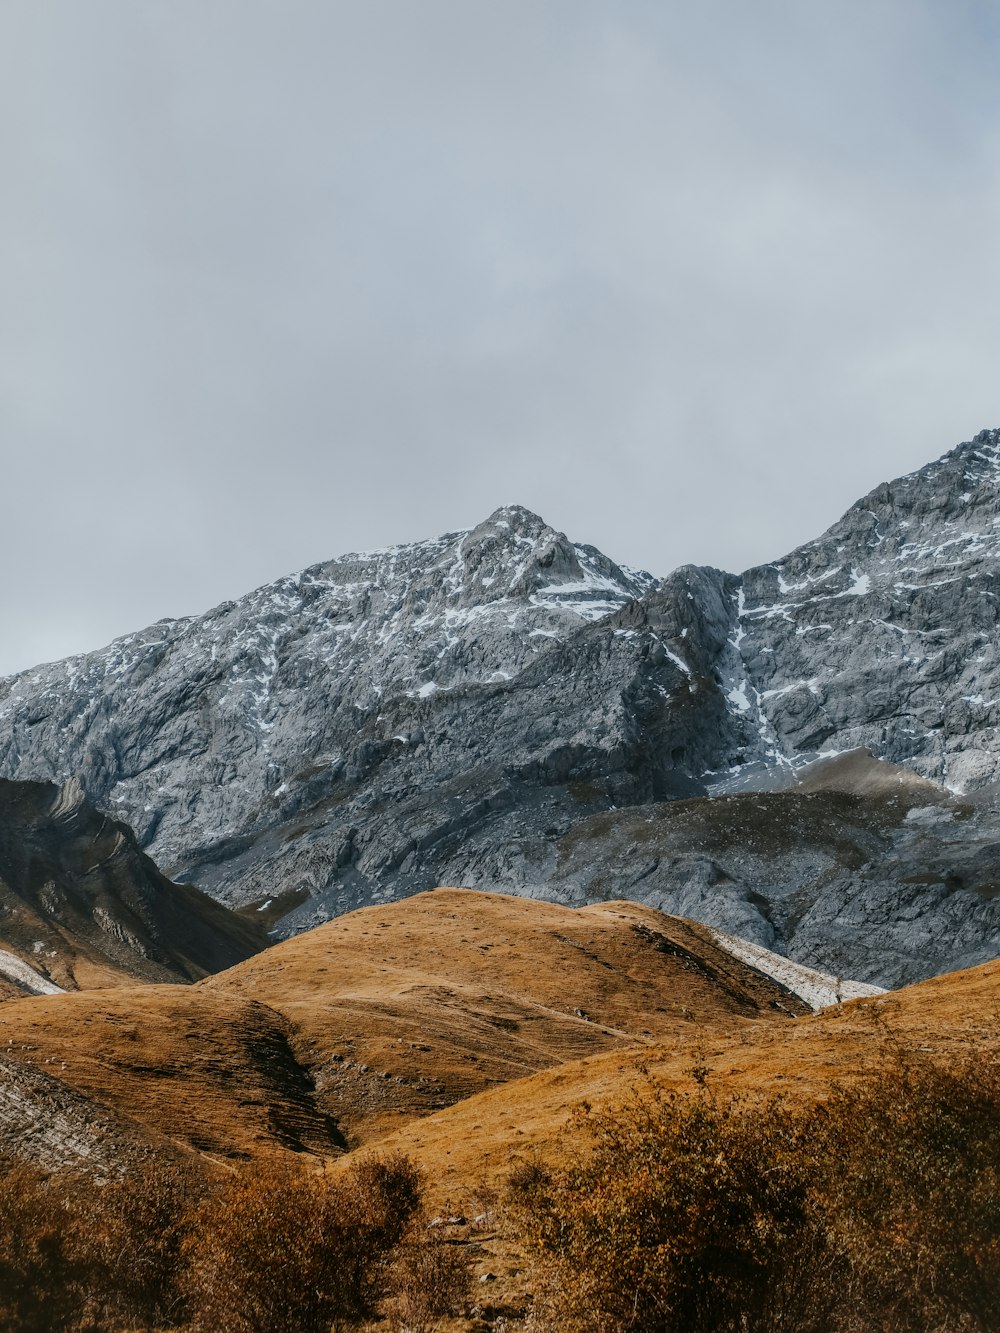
[476,503,550,533]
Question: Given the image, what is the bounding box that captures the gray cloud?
[2,1,1000,674]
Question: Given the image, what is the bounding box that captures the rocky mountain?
[1,430,1000,984]
[517,750,1000,990]
[0,777,266,995]
[714,425,1000,793]
[0,506,691,918]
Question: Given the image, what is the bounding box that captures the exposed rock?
[0,778,266,992]
[0,506,708,915]
[715,427,1000,791]
[509,753,1000,989]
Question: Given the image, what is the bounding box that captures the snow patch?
[0,950,64,996]
[707,928,884,1012]
[726,685,752,713]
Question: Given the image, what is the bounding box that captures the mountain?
[0,505,683,922]
[1,431,1000,984]
[713,425,1000,792]
[0,777,266,996]
[526,750,1000,989]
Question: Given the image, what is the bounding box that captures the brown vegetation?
[2,889,999,1329]
[366,955,1000,1206]
[201,888,807,1142]
[506,1050,1000,1331]
[0,890,806,1168]
[0,1151,466,1332]
[0,987,341,1162]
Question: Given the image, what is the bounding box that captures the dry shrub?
[392,1236,472,1329]
[0,1152,203,1332]
[812,1055,1000,1331]
[183,1152,422,1333]
[507,1052,1000,1332]
[0,1149,424,1332]
[0,1158,81,1333]
[74,1155,200,1330]
[507,1091,837,1333]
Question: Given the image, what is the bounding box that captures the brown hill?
[0,778,266,995]
[3,883,991,1211]
[0,987,342,1166]
[200,888,809,1143]
[0,888,806,1164]
[357,953,1000,1208]
[1,883,995,1329]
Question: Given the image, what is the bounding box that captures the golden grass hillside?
[200,888,809,1142]
[0,888,807,1163]
[354,953,1000,1209]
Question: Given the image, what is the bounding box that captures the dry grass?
[0,888,997,1328]
[201,888,807,1143]
[506,1051,1000,1330]
[352,955,1000,1208]
[0,986,341,1162]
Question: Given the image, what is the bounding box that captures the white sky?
[2,1,1000,676]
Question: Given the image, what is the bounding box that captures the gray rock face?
[0,507,723,914]
[717,427,1000,791]
[504,756,1000,989]
[0,777,266,988]
[2,433,1000,985]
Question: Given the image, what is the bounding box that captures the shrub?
[507,1053,1000,1332]
[507,1090,839,1332]
[0,1159,81,1333]
[810,1056,1000,1331]
[392,1236,472,1330]
[183,1152,422,1333]
[73,1155,200,1330]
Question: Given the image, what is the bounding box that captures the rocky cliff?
[0,506,719,915]
[719,425,1000,792]
[0,777,266,994]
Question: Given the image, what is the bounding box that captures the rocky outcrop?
[0,778,266,991]
[717,427,1000,791]
[492,751,1000,990]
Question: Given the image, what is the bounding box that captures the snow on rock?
[712,427,1000,793]
[3,428,1000,965]
[707,927,885,1011]
[0,505,662,903]
[0,950,64,996]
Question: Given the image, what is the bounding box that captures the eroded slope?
[0,778,266,995]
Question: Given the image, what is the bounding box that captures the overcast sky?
[2,1,1000,676]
